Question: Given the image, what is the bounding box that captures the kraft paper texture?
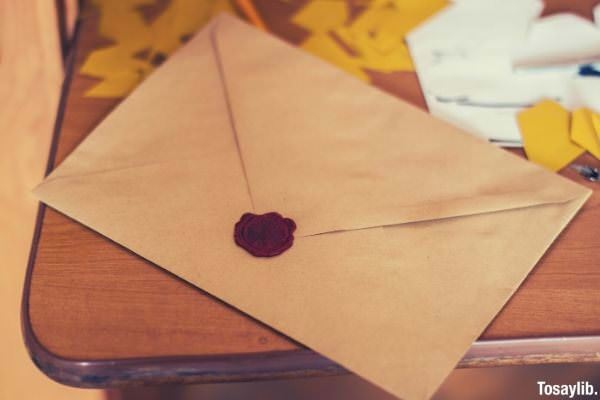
[34,15,591,400]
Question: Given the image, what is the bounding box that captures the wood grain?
[23,1,600,386]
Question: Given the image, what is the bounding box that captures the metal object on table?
[572,164,600,182]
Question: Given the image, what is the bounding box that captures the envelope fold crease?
[33,14,592,400]
[212,16,588,237]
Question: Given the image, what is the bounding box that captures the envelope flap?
[43,22,238,183]
[213,15,588,237]
[31,15,593,400]
[35,22,253,228]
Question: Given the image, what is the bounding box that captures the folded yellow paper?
[300,33,369,81]
[149,0,236,58]
[80,46,152,97]
[81,0,239,97]
[35,15,590,400]
[593,112,600,148]
[571,108,600,160]
[291,0,348,33]
[290,0,447,81]
[518,100,584,171]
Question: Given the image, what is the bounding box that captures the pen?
[572,164,599,182]
[235,0,268,31]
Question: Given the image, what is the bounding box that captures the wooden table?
[22,2,600,388]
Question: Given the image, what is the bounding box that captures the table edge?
[20,14,600,388]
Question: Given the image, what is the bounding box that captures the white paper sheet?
[408,0,600,146]
[512,14,600,67]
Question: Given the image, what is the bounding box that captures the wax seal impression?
[234,212,296,257]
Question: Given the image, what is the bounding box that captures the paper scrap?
[511,13,600,68]
[518,100,584,171]
[334,10,416,73]
[407,0,546,144]
[593,111,600,136]
[571,108,600,159]
[81,0,240,98]
[540,0,600,23]
[407,0,600,145]
[301,33,369,81]
[94,0,155,53]
[383,0,448,36]
[291,0,447,81]
[569,75,600,111]
[150,0,236,58]
[80,46,152,97]
[291,0,348,33]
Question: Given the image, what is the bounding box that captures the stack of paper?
[408,0,600,146]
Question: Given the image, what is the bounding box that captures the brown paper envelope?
[34,15,591,400]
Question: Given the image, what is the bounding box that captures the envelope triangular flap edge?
[29,15,594,400]
[212,14,588,237]
[38,21,243,184]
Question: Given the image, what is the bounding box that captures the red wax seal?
[234,212,296,257]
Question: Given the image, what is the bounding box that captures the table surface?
[22,2,600,388]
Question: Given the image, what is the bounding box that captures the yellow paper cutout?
[150,0,234,58]
[291,0,348,33]
[571,108,600,160]
[80,46,152,97]
[291,0,447,81]
[336,25,414,72]
[93,0,155,53]
[81,0,239,98]
[387,0,448,36]
[591,112,600,158]
[301,34,369,80]
[372,12,409,53]
[518,100,584,171]
[85,71,147,97]
[80,47,149,76]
